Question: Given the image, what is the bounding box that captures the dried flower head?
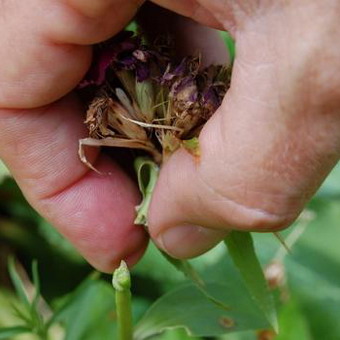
[78,31,231,168]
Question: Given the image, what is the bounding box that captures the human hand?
[148,0,340,258]
[0,0,149,272]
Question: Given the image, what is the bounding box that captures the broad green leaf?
[160,253,204,288]
[134,282,269,339]
[137,242,230,310]
[0,326,31,339]
[225,232,278,332]
[161,251,229,310]
[133,242,184,289]
[218,331,256,340]
[157,328,201,340]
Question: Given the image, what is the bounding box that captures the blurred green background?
[1,154,340,340]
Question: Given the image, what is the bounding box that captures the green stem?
[134,158,159,226]
[112,261,133,340]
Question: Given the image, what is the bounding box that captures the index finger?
[0,0,149,271]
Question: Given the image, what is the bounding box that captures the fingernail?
[156,224,227,259]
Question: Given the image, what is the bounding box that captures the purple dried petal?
[173,58,189,76]
[78,47,118,88]
[78,31,139,89]
[118,39,139,52]
[118,55,138,69]
[201,86,221,111]
[161,64,175,83]
[109,31,140,53]
[136,63,150,82]
[161,59,188,85]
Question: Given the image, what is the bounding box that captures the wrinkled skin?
[1,0,340,271]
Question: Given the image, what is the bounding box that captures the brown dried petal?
[173,104,202,138]
[106,99,148,141]
[85,97,115,138]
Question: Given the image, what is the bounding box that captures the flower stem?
[112,261,133,340]
[134,157,160,226]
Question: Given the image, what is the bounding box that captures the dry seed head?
[79,31,231,164]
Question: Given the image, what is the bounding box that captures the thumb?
[148,16,340,258]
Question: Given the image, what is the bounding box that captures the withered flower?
[78,31,231,168]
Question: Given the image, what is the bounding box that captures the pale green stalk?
[112,261,133,340]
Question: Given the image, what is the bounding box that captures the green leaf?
[134,282,269,340]
[160,253,205,288]
[160,251,229,310]
[133,242,184,289]
[51,279,116,340]
[31,260,40,311]
[134,157,159,225]
[157,328,201,340]
[0,326,31,339]
[7,258,30,310]
[225,232,278,332]
[7,259,48,338]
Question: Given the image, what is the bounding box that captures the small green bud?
[112,261,131,292]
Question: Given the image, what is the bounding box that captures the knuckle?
[198,174,301,232]
[213,195,297,232]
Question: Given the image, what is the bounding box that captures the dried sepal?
[79,137,162,172]
[181,137,200,158]
[161,132,181,162]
